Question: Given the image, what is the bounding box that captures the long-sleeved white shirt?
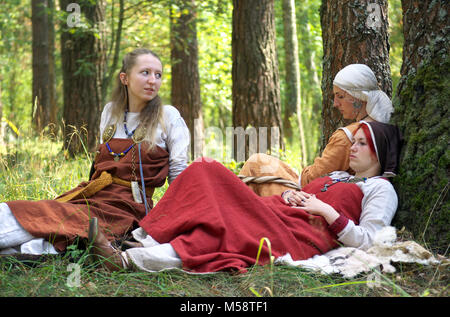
[327,171,398,250]
[99,103,190,183]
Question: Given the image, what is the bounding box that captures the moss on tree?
[391,44,449,253]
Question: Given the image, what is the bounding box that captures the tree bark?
[31,0,52,133]
[320,0,391,148]
[391,0,449,253]
[102,0,124,106]
[170,0,202,160]
[60,0,106,156]
[282,0,307,166]
[232,0,284,160]
[47,0,57,130]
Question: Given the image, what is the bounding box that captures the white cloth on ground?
[275,226,441,278]
[124,227,182,272]
[0,203,59,255]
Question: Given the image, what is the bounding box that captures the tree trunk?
[60,0,106,156]
[320,0,391,148]
[47,0,57,131]
[282,0,307,166]
[232,0,284,160]
[102,0,124,105]
[31,0,52,133]
[391,0,449,253]
[170,0,202,161]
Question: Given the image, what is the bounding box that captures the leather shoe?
[88,217,129,271]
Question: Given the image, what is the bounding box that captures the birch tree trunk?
[282,0,307,166]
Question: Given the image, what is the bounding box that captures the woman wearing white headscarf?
[239,64,394,196]
[332,64,393,124]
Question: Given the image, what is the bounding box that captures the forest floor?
[0,249,448,298]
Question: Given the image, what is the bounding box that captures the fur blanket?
[275,226,444,278]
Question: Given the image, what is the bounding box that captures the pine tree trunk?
[47,0,57,130]
[32,0,51,132]
[102,0,124,106]
[320,0,391,148]
[170,0,202,160]
[60,0,106,156]
[282,0,307,166]
[232,0,284,160]
[391,0,449,253]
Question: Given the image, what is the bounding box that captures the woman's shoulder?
[335,122,360,142]
[162,105,182,118]
[359,176,397,197]
[161,105,182,123]
[100,102,114,124]
[102,102,113,113]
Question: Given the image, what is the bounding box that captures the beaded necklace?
[105,110,137,161]
[105,142,135,162]
[321,176,367,192]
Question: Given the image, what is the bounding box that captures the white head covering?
[333,64,393,123]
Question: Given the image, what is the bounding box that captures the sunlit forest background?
[0,0,404,171]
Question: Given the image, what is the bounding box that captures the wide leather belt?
[55,171,154,203]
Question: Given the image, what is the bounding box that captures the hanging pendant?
[114,156,120,162]
[131,181,143,203]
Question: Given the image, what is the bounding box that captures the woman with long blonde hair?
[0,48,190,256]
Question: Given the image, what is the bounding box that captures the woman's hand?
[282,190,340,225]
[282,190,312,206]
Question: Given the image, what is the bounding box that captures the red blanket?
[140,159,363,273]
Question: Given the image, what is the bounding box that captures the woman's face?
[349,128,379,174]
[333,86,360,120]
[121,54,163,110]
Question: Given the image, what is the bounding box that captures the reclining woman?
[240,64,394,196]
[89,121,403,273]
[0,48,190,255]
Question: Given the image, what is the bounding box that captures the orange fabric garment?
[300,122,359,187]
[238,153,299,196]
[7,139,169,251]
[239,122,360,196]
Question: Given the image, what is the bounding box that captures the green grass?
[0,253,447,297]
[0,134,448,297]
